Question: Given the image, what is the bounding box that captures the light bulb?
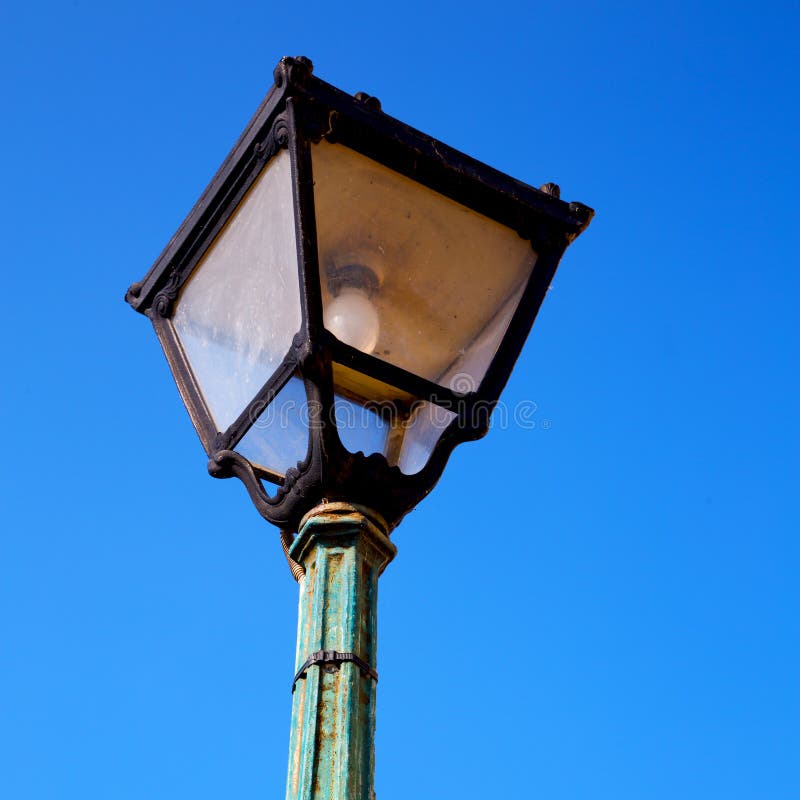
[324,287,380,353]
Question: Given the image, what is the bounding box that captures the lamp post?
[126,56,592,800]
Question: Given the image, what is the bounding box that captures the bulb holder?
[327,263,381,298]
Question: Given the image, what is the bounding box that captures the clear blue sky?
[1,2,798,798]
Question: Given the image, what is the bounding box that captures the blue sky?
[1,2,798,798]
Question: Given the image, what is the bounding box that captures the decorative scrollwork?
[152,269,182,318]
[254,112,290,162]
[124,281,143,309]
[301,104,336,144]
[208,449,321,528]
[273,55,314,89]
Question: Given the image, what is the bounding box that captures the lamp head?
[125,55,594,531]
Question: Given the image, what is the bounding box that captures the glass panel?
[172,150,300,430]
[436,279,527,394]
[312,141,537,391]
[236,376,309,478]
[397,401,456,475]
[334,394,391,458]
[332,363,454,475]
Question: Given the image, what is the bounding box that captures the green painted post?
[285,502,396,800]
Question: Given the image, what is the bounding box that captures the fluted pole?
[285,502,396,800]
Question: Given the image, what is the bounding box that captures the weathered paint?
[286,503,396,800]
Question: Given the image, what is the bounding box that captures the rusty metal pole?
[285,502,396,800]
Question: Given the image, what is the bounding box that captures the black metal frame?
[125,56,593,531]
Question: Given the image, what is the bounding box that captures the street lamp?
[126,55,592,800]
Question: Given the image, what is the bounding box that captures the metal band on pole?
[292,649,379,691]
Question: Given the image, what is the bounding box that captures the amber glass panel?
[312,141,537,392]
[172,150,300,430]
[332,362,415,408]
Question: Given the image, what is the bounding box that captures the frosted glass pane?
[236,377,308,477]
[397,402,456,475]
[312,141,537,391]
[172,150,300,430]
